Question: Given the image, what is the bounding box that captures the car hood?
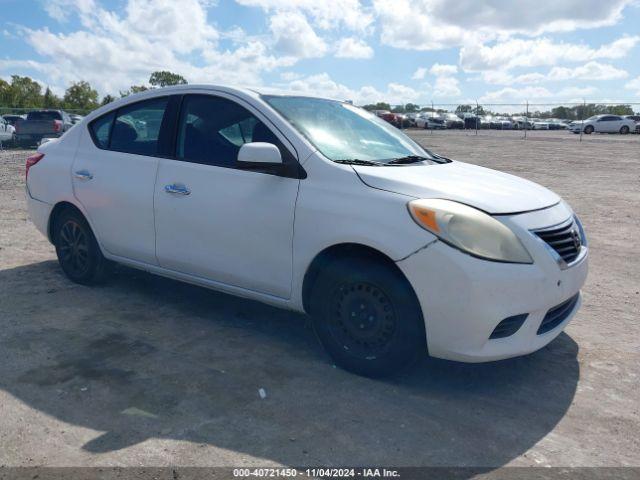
[353,160,560,214]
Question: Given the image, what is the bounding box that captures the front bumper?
[396,203,588,362]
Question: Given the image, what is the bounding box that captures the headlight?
[408,199,533,264]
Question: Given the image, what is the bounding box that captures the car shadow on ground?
[0,260,580,467]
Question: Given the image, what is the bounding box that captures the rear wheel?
[584,125,594,134]
[53,209,109,285]
[620,125,630,134]
[310,256,425,377]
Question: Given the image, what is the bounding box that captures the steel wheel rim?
[59,220,90,276]
[327,281,397,359]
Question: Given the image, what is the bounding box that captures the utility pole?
[524,101,529,139]
[580,99,585,142]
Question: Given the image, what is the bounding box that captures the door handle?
[74,169,93,180]
[164,183,191,195]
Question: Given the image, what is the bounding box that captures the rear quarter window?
[89,112,115,149]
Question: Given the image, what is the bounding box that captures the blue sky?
[1,0,640,107]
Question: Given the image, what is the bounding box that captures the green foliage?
[362,102,391,112]
[63,81,99,110]
[149,70,187,87]
[404,103,420,112]
[43,87,62,108]
[2,76,43,108]
[101,94,116,106]
[119,85,149,97]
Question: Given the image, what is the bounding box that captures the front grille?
[537,293,580,335]
[534,218,582,264]
[490,314,528,339]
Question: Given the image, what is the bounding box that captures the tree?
[101,94,116,106]
[404,103,420,112]
[6,75,43,108]
[43,87,61,108]
[63,81,99,110]
[455,104,472,115]
[120,85,149,97]
[362,102,391,111]
[149,70,187,87]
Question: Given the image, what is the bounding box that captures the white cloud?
[548,61,628,81]
[626,76,640,96]
[269,10,328,58]
[374,0,635,51]
[236,0,373,32]
[430,63,458,76]
[9,0,303,95]
[479,85,599,103]
[282,72,422,105]
[433,76,461,98]
[460,36,640,72]
[412,68,428,80]
[335,37,374,59]
[480,62,628,85]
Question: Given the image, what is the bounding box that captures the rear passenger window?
[89,112,114,149]
[110,97,168,156]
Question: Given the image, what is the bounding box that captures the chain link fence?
[2,101,640,151]
[395,102,640,143]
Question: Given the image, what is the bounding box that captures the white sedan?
[25,85,588,377]
[0,117,15,142]
[569,114,637,134]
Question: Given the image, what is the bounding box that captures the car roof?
[82,84,348,123]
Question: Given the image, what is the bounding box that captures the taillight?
[53,119,62,133]
[26,153,45,181]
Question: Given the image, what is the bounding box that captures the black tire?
[584,125,594,134]
[53,208,109,285]
[620,126,630,134]
[309,256,426,377]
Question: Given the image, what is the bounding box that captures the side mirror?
[238,142,282,165]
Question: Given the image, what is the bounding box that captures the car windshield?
[262,95,436,164]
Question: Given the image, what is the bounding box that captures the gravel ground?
[0,130,638,470]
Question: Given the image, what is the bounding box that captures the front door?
[154,94,300,298]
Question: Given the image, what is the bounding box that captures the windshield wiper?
[334,159,385,166]
[386,155,430,165]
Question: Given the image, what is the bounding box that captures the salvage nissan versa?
[25,85,588,377]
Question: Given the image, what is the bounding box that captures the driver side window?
[176,95,291,168]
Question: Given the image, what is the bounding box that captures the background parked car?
[623,115,640,133]
[462,114,481,129]
[511,117,534,130]
[2,114,25,127]
[374,110,394,122]
[439,113,464,129]
[569,115,636,134]
[404,112,418,127]
[0,117,16,143]
[415,113,445,129]
[533,120,550,130]
[70,114,85,124]
[490,117,513,130]
[14,109,74,147]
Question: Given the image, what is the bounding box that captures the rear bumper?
[26,189,53,241]
[396,203,588,362]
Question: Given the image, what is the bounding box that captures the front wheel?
[620,126,630,134]
[53,209,110,285]
[310,257,426,377]
[584,125,594,134]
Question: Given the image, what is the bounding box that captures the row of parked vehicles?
[373,110,640,134]
[0,110,84,147]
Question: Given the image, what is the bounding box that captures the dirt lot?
[0,130,638,470]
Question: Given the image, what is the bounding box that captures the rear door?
[72,96,170,264]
